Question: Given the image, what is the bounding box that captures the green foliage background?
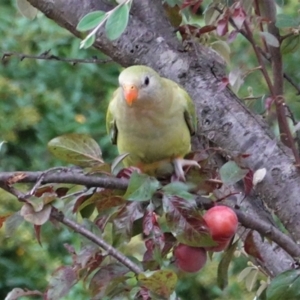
[0,0,299,299]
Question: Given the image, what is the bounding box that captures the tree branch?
[234,208,300,260]
[1,50,112,65]
[51,209,142,274]
[0,168,128,190]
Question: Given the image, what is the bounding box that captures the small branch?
[234,209,300,259]
[221,7,300,96]
[0,169,128,190]
[51,209,143,274]
[1,50,112,65]
[283,73,300,96]
[0,182,27,202]
[243,20,300,166]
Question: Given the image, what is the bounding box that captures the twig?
[1,50,112,65]
[217,6,300,96]
[234,209,300,259]
[28,167,66,196]
[283,73,300,96]
[0,169,128,190]
[243,20,300,166]
[51,209,142,274]
[0,182,27,202]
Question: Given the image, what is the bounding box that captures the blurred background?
[0,0,299,299]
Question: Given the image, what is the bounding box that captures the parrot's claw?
[173,158,200,181]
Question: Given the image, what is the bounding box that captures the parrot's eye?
[144,76,150,86]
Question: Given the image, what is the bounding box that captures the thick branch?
[51,209,142,274]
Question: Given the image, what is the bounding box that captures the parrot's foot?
[173,158,200,181]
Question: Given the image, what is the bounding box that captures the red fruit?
[205,239,230,252]
[203,206,238,242]
[174,244,207,273]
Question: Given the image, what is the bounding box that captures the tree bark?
[26,0,300,273]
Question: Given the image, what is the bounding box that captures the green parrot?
[106,65,198,180]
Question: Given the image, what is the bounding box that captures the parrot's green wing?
[164,78,197,136]
[106,90,119,145]
[183,91,197,136]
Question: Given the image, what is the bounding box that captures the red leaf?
[34,224,42,247]
[231,4,246,29]
[199,25,216,34]
[227,30,238,43]
[89,263,129,297]
[143,210,159,236]
[34,185,54,197]
[113,202,143,245]
[218,77,229,92]
[72,193,93,213]
[163,196,216,247]
[135,287,151,300]
[116,166,141,179]
[181,0,203,12]
[55,187,69,197]
[216,18,229,36]
[240,153,251,158]
[243,169,254,196]
[0,213,11,229]
[265,96,274,111]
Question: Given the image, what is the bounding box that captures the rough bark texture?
[27,0,300,273]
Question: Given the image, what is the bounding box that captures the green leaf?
[138,270,177,298]
[276,14,300,28]
[80,34,96,49]
[162,181,195,201]
[217,240,238,289]
[16,0,38,20]
[211,40,231,65]
[266,269,300,300]
[124,171,161,201]
[0,140,6,151]
[219,161,248,185]
[105,3,130,40]
[5,212,24,237]
[76,11,106,31]
[259,32,279,47]
[48,133,103,167]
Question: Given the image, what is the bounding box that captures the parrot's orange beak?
[123,85,138,106]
